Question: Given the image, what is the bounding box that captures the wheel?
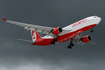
[90,30,93,32]
[51,41,55,45]
[67,45,72,49]
[70,43,74,46]
[70,46,72,49]
[55,39,57,42]
[53,38,57,42]
[71,44,74,46]
[67,46,70,48]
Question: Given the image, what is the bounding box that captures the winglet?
[2,18,6,21]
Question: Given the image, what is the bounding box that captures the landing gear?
[67,40,74,49]
[90,30,93,32]
[90,27,93,33]
[67,45,73,49]
[51,41,55,45]
[53,38,57,42]
[51,38,57,45]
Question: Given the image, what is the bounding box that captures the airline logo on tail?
[31,31,36,42]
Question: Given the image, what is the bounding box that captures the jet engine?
[52,27,62,35]
[81,35,92,43]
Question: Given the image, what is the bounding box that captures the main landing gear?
[51,38,57,45]
[67,40,74,49]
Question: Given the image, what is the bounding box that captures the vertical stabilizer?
[31,31,42,42]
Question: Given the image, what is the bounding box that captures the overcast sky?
[0,0,105,70]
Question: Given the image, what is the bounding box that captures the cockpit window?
[94,16,97,18]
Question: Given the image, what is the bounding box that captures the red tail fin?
[2,18,6,21]
[31,31,42,42]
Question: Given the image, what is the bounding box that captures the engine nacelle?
[81,35,92,43]
[52,27,62,35]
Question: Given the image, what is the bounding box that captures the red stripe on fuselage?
[32,24,96,46]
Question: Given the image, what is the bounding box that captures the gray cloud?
[0,0,105,70]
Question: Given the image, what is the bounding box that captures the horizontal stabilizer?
[17,39,35,43]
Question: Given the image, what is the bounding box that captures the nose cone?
[98,17,101,21]
[96,17,101,25]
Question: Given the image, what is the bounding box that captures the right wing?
[3,18,70,37]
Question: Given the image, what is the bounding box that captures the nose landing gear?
[90,27,93,33]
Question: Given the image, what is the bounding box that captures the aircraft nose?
[96,17,101,24]
[98,17,101,20]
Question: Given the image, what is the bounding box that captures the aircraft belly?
[35,38,53,46]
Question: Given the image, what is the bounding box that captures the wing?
[72,34,95,45]
[2,18,70,37]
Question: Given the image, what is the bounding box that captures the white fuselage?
[43,16,101,39]
[63,16,101,32]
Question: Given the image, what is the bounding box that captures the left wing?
[2,18,70,37]
[72,34,95,45]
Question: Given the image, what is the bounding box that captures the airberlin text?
[72,19,87,27]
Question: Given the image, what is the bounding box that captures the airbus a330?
[2,16,101,49]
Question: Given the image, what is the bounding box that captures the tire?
[91,30,93,32]
[71,44,74,46]
[67,46,70,48]
[51,41,53,44]
[51,41,55,45]
[70,46,72,49]
[53,42,55,45]
[53,39,57,42]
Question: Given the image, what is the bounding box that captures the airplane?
[2,16,101,49]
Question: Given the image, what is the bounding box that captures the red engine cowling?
[52,27,62,35]
[81,35,92,43]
